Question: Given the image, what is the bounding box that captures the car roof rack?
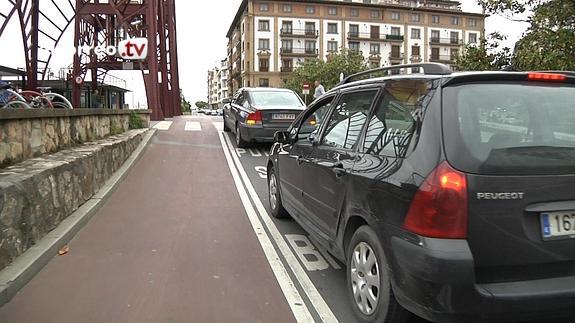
[338,63,452,86]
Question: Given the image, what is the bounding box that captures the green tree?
[195,101,208,109]
[455,32,512,71]
[180,89,192,113]
[468,0,575,71]
[283,49,368,100]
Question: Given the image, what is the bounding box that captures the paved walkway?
[0,116,294,323]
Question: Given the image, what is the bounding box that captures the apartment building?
[226,0,485,93]
[207,59,230,108]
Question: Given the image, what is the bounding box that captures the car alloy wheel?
[269,173,278,211]
[351,242,380,316]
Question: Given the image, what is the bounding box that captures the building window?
[431,30,440,42]
[259,58,269,72]
[391,45,401,59]
[390,27,401,36]
[282,4,292,13]
[350,8,359,17]
[391,12,400,20]
[305,6,315,14]
[305,40,316,54]
[328,7,337,15]
[281,21,293,34]
[411,46,420,56]
[305,22,316,35]
[349,41,360,52]
[468,18,477,27]
[259,78,269,87]
[282,39,293,52]
[411,67,420,73]
[327,23,338,34]
[370,25,380,39]
[450,31,460,44]
[371,10,380,19]
[282,59,293,72]
[258,38,270,50]
[411,28,420,39]
[431,15,440,24]
[411,13,420,22]
[349,24,359,37]
[469,33,478,44]
[451,16,459,25]
[258,20,270,31]
[431,47,440,59]
[327,41,338,52]
[259,3,269,12]
[370,43,380,54]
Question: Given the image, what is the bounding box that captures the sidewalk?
[0,116,295,323]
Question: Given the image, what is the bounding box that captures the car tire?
[223,115,230,132]
[235,123,248,148]
[347,226,410,323]
[268,165,289,219]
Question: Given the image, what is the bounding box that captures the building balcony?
[389,53,404,61]
[410,55,422,63]
[429,38,463,46]
[347,32,404,42]
[368,53,381,61]
[430,55,456,63]
[280,48,319,57]
[281,66,294,73]
[280,28,319,38]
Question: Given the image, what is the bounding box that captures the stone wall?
[0,109,151,168]
[0,129,149,271]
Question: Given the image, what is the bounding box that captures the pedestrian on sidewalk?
[314,80,325,99]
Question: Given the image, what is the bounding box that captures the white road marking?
[184,121,202,131]
[223,133,338,323]
[216,131,315,323]
[152,121,173,130]
[286,234,330,271]
[212,122,224,132]
[254,166,268,179]
[249,148,262,157]
[236,148,247,156]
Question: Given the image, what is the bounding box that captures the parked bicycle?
[0,81,33,109]
[20,87,74,109]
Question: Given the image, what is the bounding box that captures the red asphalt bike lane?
[0,116,295,323]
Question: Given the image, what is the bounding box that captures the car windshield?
[250,91,303,107]
[444,82,575,175]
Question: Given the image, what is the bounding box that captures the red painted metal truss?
[0,0,181,120]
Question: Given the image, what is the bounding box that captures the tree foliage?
[283,49,368,100]
[457,0,574,71]
[194,101,208,109]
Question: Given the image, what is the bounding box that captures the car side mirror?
[274,131,291,144]
[223,98,231,104]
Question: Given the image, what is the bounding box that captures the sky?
[0,0,529,108]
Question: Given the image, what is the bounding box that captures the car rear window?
[249,91,303,107]
[443,82,575,175]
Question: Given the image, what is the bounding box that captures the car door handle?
[296,155,307,165]
[332,163,345,177]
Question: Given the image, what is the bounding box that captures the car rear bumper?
[389,236,575,322]
[239,125,290,143]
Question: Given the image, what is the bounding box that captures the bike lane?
[0,116,296,323]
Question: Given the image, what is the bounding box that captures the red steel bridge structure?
[0,0,181,120]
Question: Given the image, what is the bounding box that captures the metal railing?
[430,55,456,62]
[429,38,463,45]
[280,66,293,72]
[389,53,404,60]
[280,48,319,55]
[347,32,404,41]
[280,28,319,37]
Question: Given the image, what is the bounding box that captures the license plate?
[272,113,295,120]
[541,211,575,240]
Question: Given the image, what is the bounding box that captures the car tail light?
[527,73,566,82]
[404,161,468,239]
[246,110,263,126]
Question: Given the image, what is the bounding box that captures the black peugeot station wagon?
[266,63,575,323]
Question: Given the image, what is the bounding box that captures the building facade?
[207,58,230,108]
[226,0,485,94]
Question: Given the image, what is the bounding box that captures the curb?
[0,128,157,307]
